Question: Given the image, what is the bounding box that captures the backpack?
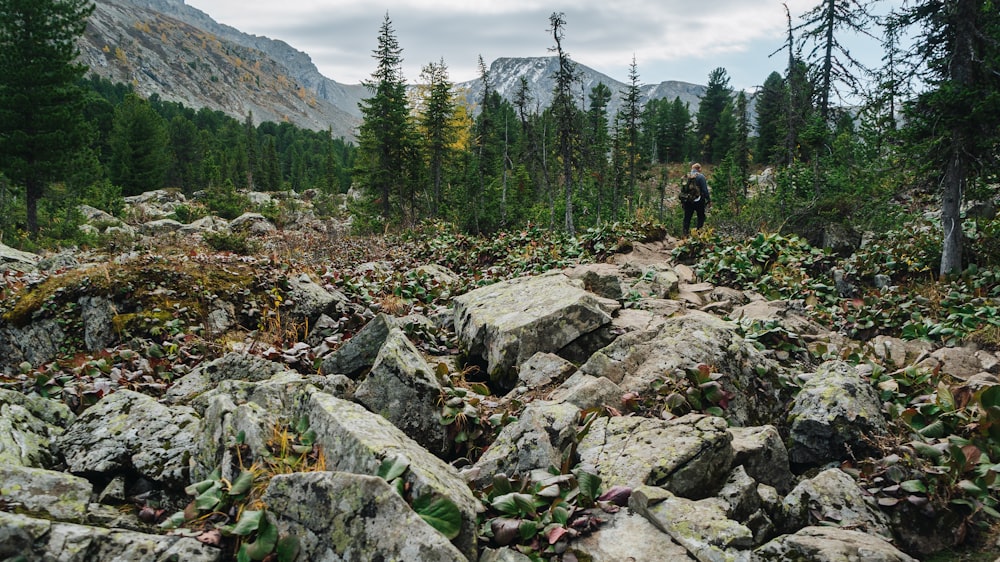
[679,173,701,203]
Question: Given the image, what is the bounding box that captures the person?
[682,162,710,237]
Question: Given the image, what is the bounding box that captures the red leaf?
[547,525,569,545]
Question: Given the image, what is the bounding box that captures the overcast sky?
[184,0,901,92]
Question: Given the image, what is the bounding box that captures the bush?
[202,181,251,220]
[203,231,258,255]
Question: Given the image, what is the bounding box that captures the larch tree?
[0,0,95,238]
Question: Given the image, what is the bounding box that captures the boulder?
[0,318,67,375]
[0,388,75,468]
[468,401,580,488]
[728,425,794,494]
[301,392,480,559]
[0,510,220,561]
[286,272,350,322]
[452,272,618,385]
[79,295,116,351]
[0,465,92,523]
[263,471,467,562]
[164,351,286,406]
[787,361,889,468]
[138,218,184,236]
[546,371,624,411]
[0,242,39,273]
[229,212,276,235]
[59,390,201,487]
[577,414,733,498]
[630,486,753,562]
[354,328,449,455]
[563,262,625,301]
[580,311,784,426]
[321,313,395,378]
[512,352,577,390]
[568,508,695,561]
[781,468,892,539]
[755,526,917,561]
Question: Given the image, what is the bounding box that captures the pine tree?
[0,0,95,237]
[619,56,643,217]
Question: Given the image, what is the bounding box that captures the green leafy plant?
[375,454,463,540]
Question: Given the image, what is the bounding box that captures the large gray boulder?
[568,508,695,561]
[577,413,733,498]
[579,311,784,426]
[452,272,619,385]
[164,351,286,406]
[301,392,480,559]
[286,272,350,322]
[728,425,795,494]
[354,328,449,455]
[755,526,917,561]
[58,390,201,487]
[787,361,889,468]
[0,388,75,468]
[263,471,468,562]
[0,318,66,375]
[0,511,220,562]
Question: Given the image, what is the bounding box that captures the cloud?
[185,0,886,90]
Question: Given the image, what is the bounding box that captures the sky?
[184,0,902,92]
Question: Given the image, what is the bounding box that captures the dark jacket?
[690,171,709,204]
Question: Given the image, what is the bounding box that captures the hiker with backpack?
[680,162,710,237]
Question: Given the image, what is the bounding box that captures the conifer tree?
[109,93,170,196]
[754,72,786,165]
[356,12,415,226]
[0,0,95,237]
[548,12,579,235]
[695,67,733,164]
[418,59,457,219]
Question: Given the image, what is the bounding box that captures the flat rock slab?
[755,526,917,561]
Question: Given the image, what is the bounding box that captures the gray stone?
[0,511,220,561]
[79,295,116,351]
[321,313,395,378]
[264,471,467,562]
[164,351,286,406]
[579,311,784,426]
[563,262,625,301]
[59,390,201,487]
[0,465,93,523]
[547,371,624,411]
[514,352,577,389]
[630,486,753,562]
[755,526,917,561]
[468,401,580,488]
[229,212,275,234]
[787,361,889,468]
[781,468,892,539]
[354,328,449,455]
[0,318,66,375]
[0,388,75,468]
[453,272,618,385]
[577,414,734,499]
[139,218,185,236]
[569,509,695,561]
[302,392,480,559]
[286,272,349,322]
[728,425,794,494]
[0,242,39,272]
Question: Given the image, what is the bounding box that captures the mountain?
[456,57,707,120]
[79,0,366,138]
[79,1,708,140]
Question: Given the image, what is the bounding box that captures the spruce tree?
[418,59,457,219]
[548,12,579,235]
[754,72,786,165]
[695,67,733,164]
[356,12,415,226]
[109,93,170,196]
[0,0,95,237]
